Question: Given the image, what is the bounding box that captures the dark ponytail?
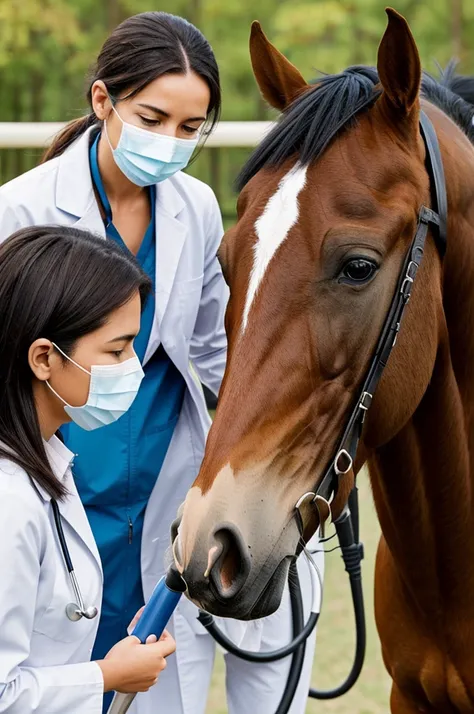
[43,114,97,163]
[0,226,151,499]
[43,11,221,162]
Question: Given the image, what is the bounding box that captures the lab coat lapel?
[55,127,106,238]
[37,438,102,573]
[144,179,187,364]
[59,471,102,573]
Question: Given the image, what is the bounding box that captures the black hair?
[237,63,474,190]
[0,225,152,499]
[43,11,221,161]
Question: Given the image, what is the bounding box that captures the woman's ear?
[28,340,56,382]
[91,80,112,121]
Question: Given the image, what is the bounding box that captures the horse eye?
[341,258,377,284]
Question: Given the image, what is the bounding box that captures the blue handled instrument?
[107,568,186,714]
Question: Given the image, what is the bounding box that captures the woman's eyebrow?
[106,334,137,344]
[137,103,206,122]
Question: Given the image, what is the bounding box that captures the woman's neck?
[33,381,65,442]
[97,131,145,204]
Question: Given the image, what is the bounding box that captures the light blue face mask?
[46,343,144,431]
[105,103,199,187]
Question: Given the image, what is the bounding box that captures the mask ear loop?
[46,343,91,409]
[45,380,74,409]
[102,89,124,153]
[103,105,123,154]
[51,343,91,376]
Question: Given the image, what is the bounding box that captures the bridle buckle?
[359,391,372,411]
[334,448,353,476]
[400,259,420,302]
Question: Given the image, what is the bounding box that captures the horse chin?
[240,557,290,620]
[188,556,290,621]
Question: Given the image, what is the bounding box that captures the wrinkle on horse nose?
[208,524,251,600]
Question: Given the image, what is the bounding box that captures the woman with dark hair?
[0,225,176,713]
[0,11,317,714]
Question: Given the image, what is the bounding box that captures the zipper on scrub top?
[128,514,133,544]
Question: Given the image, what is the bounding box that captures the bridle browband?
[297,111,448,523]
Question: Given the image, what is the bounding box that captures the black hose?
[198,608,318,663]
[348,486,360,543]
[309,501,366,699]
[199,562,308,714]
[274,562,306,714]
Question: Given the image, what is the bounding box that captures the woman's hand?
[97,630,176,693]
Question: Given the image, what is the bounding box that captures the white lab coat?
[0,436,104,713]
[0,128,322,714]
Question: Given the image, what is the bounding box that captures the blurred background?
[0,0,472,226]
[0,0,471,710]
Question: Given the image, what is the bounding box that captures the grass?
[205,473,391,713]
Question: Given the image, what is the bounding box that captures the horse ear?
[377,8,421,116]
[249,21,309,111]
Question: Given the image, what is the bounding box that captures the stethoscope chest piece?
[66,602,99,622]
[66,603,83,622]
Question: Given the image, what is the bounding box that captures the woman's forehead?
[130,73,210,116]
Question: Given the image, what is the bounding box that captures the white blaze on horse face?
[242,162,308,332]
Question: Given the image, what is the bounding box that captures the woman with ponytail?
[0,11,318,714]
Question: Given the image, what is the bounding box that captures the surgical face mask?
[105,103,199,187]
[46,343,144,431]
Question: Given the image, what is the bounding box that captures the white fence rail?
[0,121,274,149]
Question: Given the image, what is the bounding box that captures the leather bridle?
[296,110,448,526]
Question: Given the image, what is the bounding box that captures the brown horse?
[174,8,474,712]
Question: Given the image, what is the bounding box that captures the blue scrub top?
[62,134,186,711]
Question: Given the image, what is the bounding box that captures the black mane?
[237,62,474,190]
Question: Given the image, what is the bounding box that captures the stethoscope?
[51,498,99,622]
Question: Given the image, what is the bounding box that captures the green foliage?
[0,0,473,221]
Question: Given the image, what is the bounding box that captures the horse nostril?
[210,525,251,599]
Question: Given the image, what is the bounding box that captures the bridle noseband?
[297,110,448,527]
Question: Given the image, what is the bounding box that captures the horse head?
[173,9,446,619]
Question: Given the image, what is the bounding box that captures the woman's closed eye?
[139,115,160,127]
[182,125,200,135]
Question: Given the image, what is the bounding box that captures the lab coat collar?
[43,434,74,485]
[39,435,102,572]
[0,437,101,573]
[7,435,74,504]
[55,126,105,237]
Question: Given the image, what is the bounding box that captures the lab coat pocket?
[33,566,94,643]
[34,603,93,643]
[176,274,204,341]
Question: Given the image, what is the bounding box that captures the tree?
[1,0,474,215]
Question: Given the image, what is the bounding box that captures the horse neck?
[368,115,474,617]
